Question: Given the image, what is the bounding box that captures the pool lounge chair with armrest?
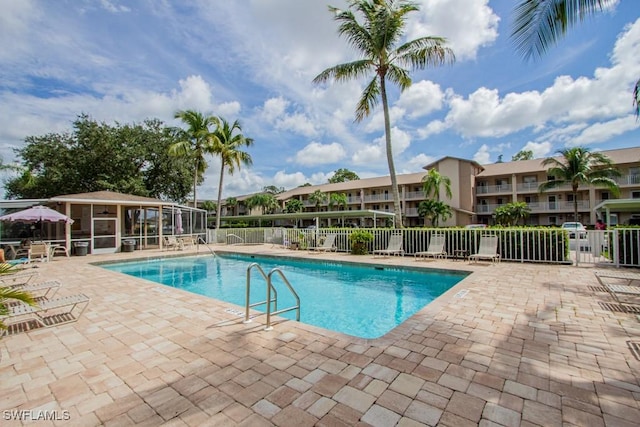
[415,234,447,261]
[594,272,640,308]
[163,236,183,251]
[27,242,50,263]
[1,293,90,336]
[595,271,640,287]
[308,234,338,253]
[373,234,404,258]
[11,280,62,300]
[469,235,500,264]
[0,267,39,286]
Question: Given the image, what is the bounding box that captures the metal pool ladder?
[244,263,300,331]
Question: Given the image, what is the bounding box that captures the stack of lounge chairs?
[0,265,90,336]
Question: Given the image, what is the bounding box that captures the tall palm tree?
[421,169,452,201]
[170,110,219,207]
[314,0,455,228]
[511,0,639,116]
[538,147,621,222]
[212,118,254,230]
[309,190,328,211]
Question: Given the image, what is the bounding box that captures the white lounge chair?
[0,267,39,286]
[373,234,404,258]
[163,236,183,251]
[415,234,447,261]
[594,271,640,308]
[3,280,62,301]
[27,242,50,263]
[1,293,90,336]
[308,234,337,253]
[469,235,500,264]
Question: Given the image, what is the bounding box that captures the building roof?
[50,190,167,205]
[423,156,484,171]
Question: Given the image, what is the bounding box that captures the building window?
[601,192,610,200]
[523,176,537,184]
[631,191,640,199]
[549,216,557,225]
[547,175,555,182]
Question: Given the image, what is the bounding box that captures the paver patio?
[1,244,639,426]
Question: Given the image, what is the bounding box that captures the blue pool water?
[102,254,467,339]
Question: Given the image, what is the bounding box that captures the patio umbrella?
[174,209,184,235]
[0,205,74,224]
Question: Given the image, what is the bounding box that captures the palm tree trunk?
[572,186,578,223]
[215,161,225,230]
[193,159,199,208]
[380,76,403,228]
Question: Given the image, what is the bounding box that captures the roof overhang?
[594,198,640,213]
[221,209,395,224]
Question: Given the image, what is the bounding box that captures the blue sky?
[1,0,639,200]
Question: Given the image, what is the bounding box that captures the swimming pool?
[102,253,467,339]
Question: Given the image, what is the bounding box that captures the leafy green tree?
[314,0,455,228]
[201,200,216,212]
[421,169,452,201]
[170,110,219,207]
[417,199,452,227]
[263,185,285,194]
[538,147,621,222]
[308,189,328,210]
[225,197,238,216]
[212,118,253,229]
[494,201,531,226]
[328,168,360,183]
[511,0,639,116]
[285,198,304,213]
[5,115,192,201]
[245,193,278,215]
[328,193,348,210]
[512,150,534,161]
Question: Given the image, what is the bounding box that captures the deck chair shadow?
[415,234,447,261]
[1,293,90,336]
[373,234,404,258]
[308,234,337,253]
[469,235,500,264]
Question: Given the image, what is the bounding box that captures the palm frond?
[512,0,609,61]
[355,78,381,122]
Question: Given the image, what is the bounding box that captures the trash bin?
[74,241,89,256]
[122,240,136,252]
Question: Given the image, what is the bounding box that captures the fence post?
[614,229,620,268]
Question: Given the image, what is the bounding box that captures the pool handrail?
[265,268,300,331]
[244,263,278,323]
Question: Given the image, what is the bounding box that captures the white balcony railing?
[476,184,512,194]
[476,200,590,214]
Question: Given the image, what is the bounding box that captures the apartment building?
[475,146,640,226]
[223,146,640,227]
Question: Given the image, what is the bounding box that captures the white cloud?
[403,153,437,173]
[569,116,638,146]
[353,127,412,166]
[293,142,346,166]
[520,141,553,158]
[396,80,445,118]
[473,144,491,164]
[408,0,500,61]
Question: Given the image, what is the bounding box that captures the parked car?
[465,224,487,229]
[561,222,586,239]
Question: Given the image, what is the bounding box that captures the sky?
[1,0,639,201]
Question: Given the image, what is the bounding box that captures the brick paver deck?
[1,245,639,426]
